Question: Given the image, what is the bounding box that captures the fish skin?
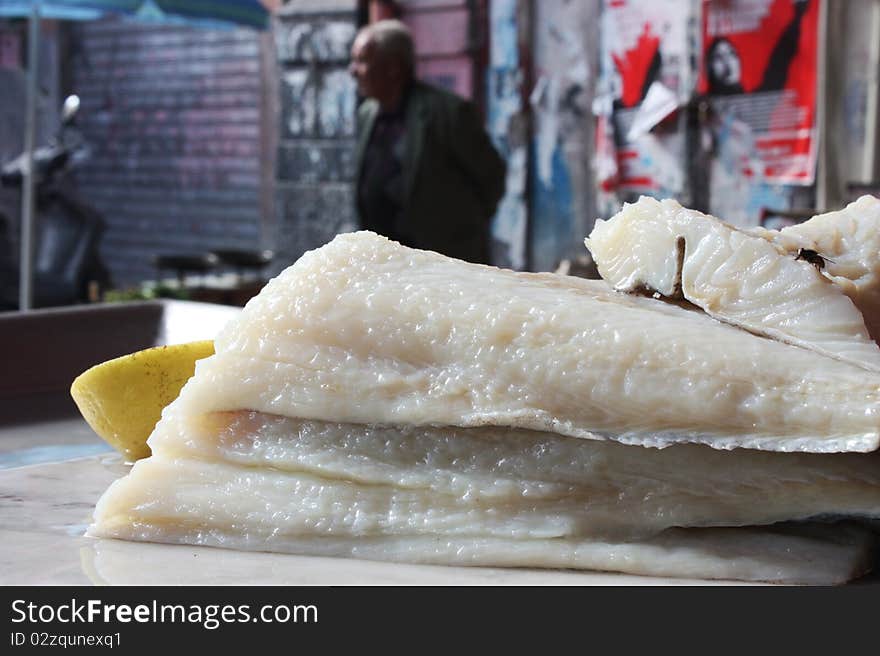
[88,411,880,584]
[586,196,880,373]
[176,231,880,453]
[751,195,880,343]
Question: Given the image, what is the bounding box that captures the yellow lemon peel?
[70,340,215,461]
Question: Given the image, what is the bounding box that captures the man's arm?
[447,100,507,218]
[352,99,379,228]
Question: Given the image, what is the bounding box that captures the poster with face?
[700,0,819,185]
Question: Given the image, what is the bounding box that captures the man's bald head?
[349,19,416,108]
[358,19,415,78]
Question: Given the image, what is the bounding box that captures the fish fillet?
[751,195,880,343]
[86,231,880,584]
[81,525,876,587]
[168,231,880,453]
[88,410,880,584]
[585,196,880,372]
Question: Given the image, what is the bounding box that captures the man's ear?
[384,55,406,85]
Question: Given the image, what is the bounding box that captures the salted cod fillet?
[88,410,880,584]
[585,196,880,372]
[149,230,880,453]
[86,232,880,583]
[81,524,876,587]
[751,195,880,343]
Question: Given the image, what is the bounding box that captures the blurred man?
[350,19,506,264]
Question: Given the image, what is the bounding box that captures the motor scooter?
[0,94,110,310]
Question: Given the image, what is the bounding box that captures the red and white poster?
[699,0,820,185]
[596,0,698,209]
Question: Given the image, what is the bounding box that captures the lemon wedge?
[70,340,215,461]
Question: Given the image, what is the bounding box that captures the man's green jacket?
[354,81,506,264]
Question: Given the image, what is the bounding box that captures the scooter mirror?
[61,94,80,124]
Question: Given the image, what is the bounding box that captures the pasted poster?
[596,0,699,212]
[487,0,528,270]
[529,0,598,272]
[701,0,819,186]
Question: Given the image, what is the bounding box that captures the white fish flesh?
[88,410,880,585]
[751,195,880,343]
[585,196,880,372]
[82,523,877,587]
[171,231,880,453]
[86,231,880,584]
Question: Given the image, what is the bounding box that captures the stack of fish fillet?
[88,195,880,584]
